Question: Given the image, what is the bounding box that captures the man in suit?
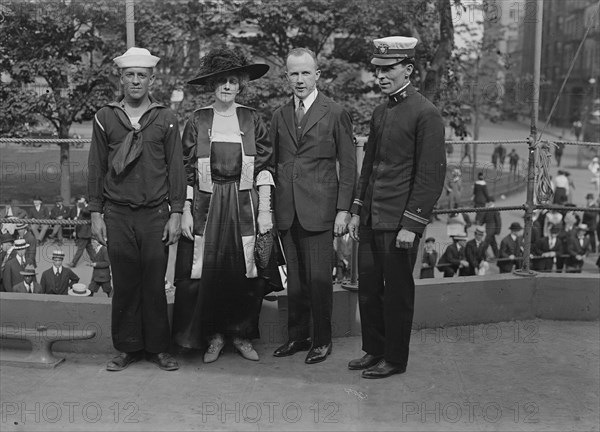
[498,222,524,273]
[420,237,438,279]
[15,223,37,267]
[48,196,69,245]
[582,193,598,253]
[2,238,29,292]
[566,224,591,273]
[464,226,490,276]
[12,264,43,294]
[437,235,469,277]
[532,225,563,272]
[480,199,502,257]
[40,250,79,295]
[88,238,112,297]
[66,196,93,267]
[347,36,446,379]
[29,196,50,244]
[0,199,28,235]
[270,47,356,364]
[0,234,15,292]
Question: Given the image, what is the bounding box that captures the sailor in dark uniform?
[347,36,447,379]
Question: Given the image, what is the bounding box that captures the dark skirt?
[172,142,264,349]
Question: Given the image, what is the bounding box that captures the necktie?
[27,283,32,293]
[550,239,555,249]
[296,100,305,124]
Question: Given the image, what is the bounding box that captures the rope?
[432,205,600,215]
[0,138,89,145]
[0,218,90,225]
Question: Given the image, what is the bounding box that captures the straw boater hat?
[576,224,589,232]
[15,222,28,230]
[188,48,269,85]
[68,283,91,297]
[451,234,468,241]
[20,264,37,276]
[474,225,486,234]
[113,47,160,69]
[371,36,418,66]
[13,239,29,250]
[52,250,65,260]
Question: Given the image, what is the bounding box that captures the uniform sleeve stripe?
[94,114,105,132]
[404,211,429,225]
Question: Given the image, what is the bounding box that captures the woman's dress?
[172,106,274,349]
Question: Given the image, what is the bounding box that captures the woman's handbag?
[255,230,287,292]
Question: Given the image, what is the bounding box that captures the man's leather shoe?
[106,351,142,372]
[361,359,406,379]
[273,338,311,357]
[146,352,179,371]
[348,353,383,370]
[305,343,332,364]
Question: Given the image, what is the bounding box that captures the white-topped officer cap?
[371,36,418,66]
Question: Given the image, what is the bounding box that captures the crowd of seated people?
[0,195,111,295]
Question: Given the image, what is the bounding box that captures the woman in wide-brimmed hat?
[172,48,275,363]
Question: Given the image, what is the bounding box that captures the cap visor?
[371,57,405,66]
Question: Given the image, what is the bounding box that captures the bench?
[0,325,96,368]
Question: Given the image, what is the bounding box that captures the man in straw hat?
[270,47,356,364]
[566,224,592,273]
[15,222,36,267]
[437,234,469,277]
[2,238,29,292]
[88,47,185,372]
[347,36,446,378]
[40,250,79,295]
[13,264,43,294]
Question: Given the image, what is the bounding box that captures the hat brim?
[370,57,406,67]
[14,245,29,250]
[188,64,270,85]
[68,288,91,296]
[451,236,468,241]
[20,272,37,276]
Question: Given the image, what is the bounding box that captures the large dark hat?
[188,48,269,85]
[1,233,14,244]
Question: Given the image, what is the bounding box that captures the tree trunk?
[422,0,454,100]
[58,122,71,204]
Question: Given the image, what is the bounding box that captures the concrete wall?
[1,274,597,354]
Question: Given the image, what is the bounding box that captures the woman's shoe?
[233,338,259,361]
[203,334,224,363]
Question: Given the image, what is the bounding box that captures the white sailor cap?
[113,47,160,69]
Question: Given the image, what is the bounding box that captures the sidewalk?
[1,320,597,431]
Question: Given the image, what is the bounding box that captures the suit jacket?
[420,250,438,278]
[473,181,490,206]
[2,256,26,292]
[17,230,37,267]
[49,204,69,220]
[0,206,28,219]
[350,85,446,234]
[40,267,79,295]
[498,234,523,272]
[464,239,488,275]
[12,281,43,294]
[437,243,463,272]
[271,92,356,231]
[90,245,111,283]
[582,205,598,231]
[481,209,502,236]
[29,205,50,220]
[68,205,92,238]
